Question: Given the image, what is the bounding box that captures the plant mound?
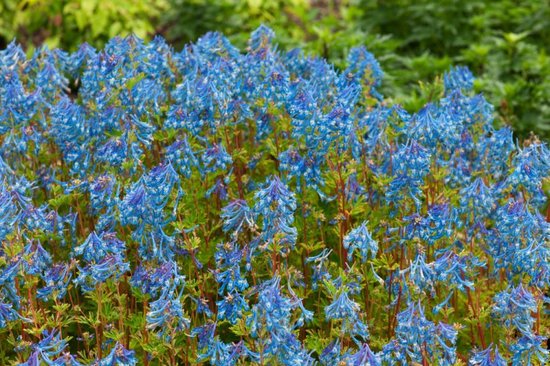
[0,26,548,365]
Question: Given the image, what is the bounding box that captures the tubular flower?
[343,221,378,262]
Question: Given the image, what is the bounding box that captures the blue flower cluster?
[0,26,548,365]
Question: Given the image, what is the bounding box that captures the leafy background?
[1,0,548,139]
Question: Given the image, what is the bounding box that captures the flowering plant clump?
[0,26,548,365]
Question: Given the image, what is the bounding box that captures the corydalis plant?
[0,25,547,366]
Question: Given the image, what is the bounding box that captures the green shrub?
[0,0,167,51]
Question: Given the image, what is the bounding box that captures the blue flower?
[130,260,185,298]
[202,143,232,174]
[469,344,507,366]
[306,249,332,290]
[19,330,68,366]
[405,251,436,294]
[342,46,383,98]
[279,149,325,192]
[444,66,474,93]
[220,199,254,235]
[74,254,129,292]
[392,140,431,180]
[384,301,457,365]
[97,342,136,366]
[217,291,249,324]
[248,25,276,56]
[96,138,128,167]
[165,137,199,178]
[433,250,480,292]
[74,231,126,262]
[460,178,496,219]
[146,285,189,338]
[325,288,369,339]
[253,176,297,251]
[343,221,378,262]
[348,343,380,366]
[509,335,548,366]
[325,291,359,320]
[214,241,248,294]
[24,241,52,275]
[37,263,72,301]
[507,143,550,205]
[493,285,537,337]
[0,301,19,328]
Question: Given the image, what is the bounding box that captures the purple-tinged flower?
[509,334,548,366]
[23,241,52,275]
[202,143,232,174]
[96,342,136,366]
[74,254,129,292]
[74,231,126,262]
[37,263,72,301]
[191,322,216,349]
[90,175,118,212]
[118,180,147,228]
[205,178,229,201]
[493,285,537,336]
[320,340,344,365]
[96,138,128,167]
[348,343,380,366]
[165,137,199,178]
[19,330,68,366]
[131,261,184,298]
[469,344,507,366]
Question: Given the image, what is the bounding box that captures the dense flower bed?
[0,26,548,365]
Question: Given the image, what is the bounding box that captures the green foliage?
[0,0,167,51]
